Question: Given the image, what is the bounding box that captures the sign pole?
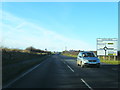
[105,49,106,60]
[109,56,110,60]
[114,56,116,61]
[103,46,108,60]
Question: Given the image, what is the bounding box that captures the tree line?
[25,46,51,54]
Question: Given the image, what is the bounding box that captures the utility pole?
[65,46,67,51]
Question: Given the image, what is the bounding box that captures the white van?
[77,51,100,68]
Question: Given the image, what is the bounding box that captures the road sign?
[103,46,108,51]
[97,38,118,56]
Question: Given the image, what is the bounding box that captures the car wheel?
[77,61,79,66]
[81,64,84,68]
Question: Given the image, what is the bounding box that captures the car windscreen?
[83,53,96,57]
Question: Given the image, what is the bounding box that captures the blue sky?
[1,2,118,51]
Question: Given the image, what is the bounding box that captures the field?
[62,52,120,65]
[100,59,120,64]
[62,53,77,58]
[2,48,51,86]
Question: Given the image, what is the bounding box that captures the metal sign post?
[114,56,116,61]
[103,46,108,60]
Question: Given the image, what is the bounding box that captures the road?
[4,54,119,89]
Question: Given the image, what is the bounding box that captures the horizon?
[1,2,118,52]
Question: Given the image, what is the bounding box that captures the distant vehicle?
[77,51,100,68]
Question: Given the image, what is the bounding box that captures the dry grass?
[62,53,120,65]
[3,56,48,86]
[100,59,120,65]
[62,53,77,58]
[2,48,50,86]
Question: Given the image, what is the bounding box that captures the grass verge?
[3,55,49,86]
[62,53,77,58]
[100,59,120,65]
[62,53,120,65]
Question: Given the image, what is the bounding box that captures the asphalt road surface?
[4,54,119,89]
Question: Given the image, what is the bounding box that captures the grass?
[100,59,120,65]
[2,47,52,86]
[62,53,120,65]
[62,53,77,58]
[3,55,49,86]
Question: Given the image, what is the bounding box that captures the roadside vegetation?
[2,46,52,86]
[62,53,77,58]
[62,50,79,58]
[100,59,120,65]
[62,51,120,65]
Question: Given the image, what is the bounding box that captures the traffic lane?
[76,67,118,88]
[60,55,119,72]
[60,55,119,88]
[7,55,87,88]
[67,63,118,88]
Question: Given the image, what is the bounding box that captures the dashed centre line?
[61,59,93,90]
[62,60,74,72]
[67,65,74,72]
[81,78,93,90]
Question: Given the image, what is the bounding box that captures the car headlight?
[84,59,88,62]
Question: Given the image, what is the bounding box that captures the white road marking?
[3,63,42,88]
[81,78,93,90]
[67,65,74,72]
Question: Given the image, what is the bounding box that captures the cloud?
[1,10,93,51]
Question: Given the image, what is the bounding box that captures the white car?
[77,51,100,68]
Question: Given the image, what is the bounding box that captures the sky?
[118,2,120,51]
[1,2,118,52]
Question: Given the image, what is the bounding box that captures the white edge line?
[67,65,74,72]
[81,78,93,90]
[3,63,41,88]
